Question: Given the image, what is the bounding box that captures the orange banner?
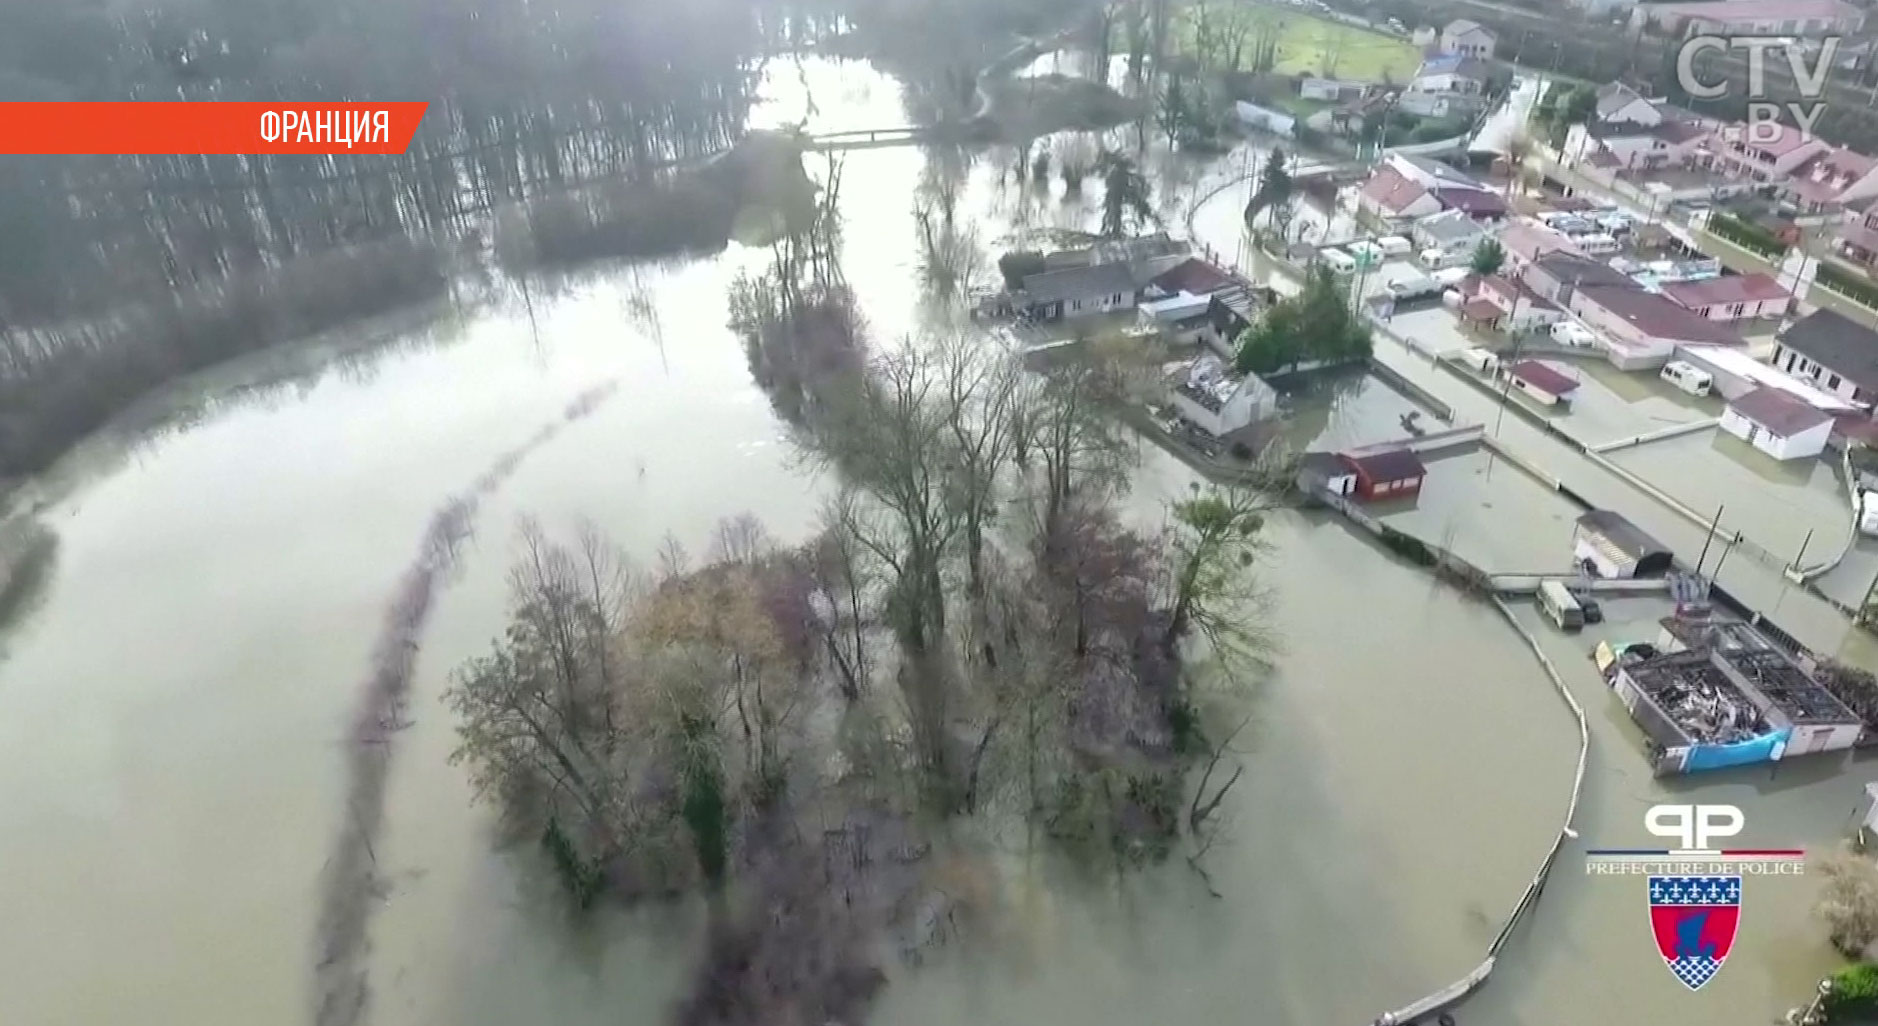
[0,102,430,155]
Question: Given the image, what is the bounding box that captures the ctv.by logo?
[1676,36,1840,144]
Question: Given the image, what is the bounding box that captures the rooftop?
[1577,509,1668,562]
[1596,82,1648,119]
[1659,272,1789,310]
[1721,120,1819,159]
[1418,53,1488,78]
[1022,261,1138,304]
[1417,208,1486,242]
[1676,344,1862,412]
[1624,650,1771,746]
[1443,18,1489,37]
[1340,446,1426,481]
[1728,385,1834,436]
[1395,152,1482,190]
[1435,187,1507,218]
[1658,617,1859,726]
[1508,359,1579,395]
[1575,284,1745,345]
[1151,257,1235,297]
[1362,165,1433,215]
[1779,309,1878,393]
[1531,252,1636,289]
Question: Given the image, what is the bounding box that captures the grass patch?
[1171,2,1421,84]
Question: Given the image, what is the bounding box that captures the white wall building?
[1720,387,1834,461]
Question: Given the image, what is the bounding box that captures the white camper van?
[1659,360,1713,397]
[1377,236,1413,258]
[1538,580,1585,631]
[1320,248,1357,274]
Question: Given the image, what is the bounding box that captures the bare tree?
[936,335,1021,596]
[1816,847,1878,958]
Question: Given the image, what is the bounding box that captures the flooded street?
[0,54,1870,1026]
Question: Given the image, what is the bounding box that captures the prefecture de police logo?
[1586,805,1804,992]
[1648,875,1740,990]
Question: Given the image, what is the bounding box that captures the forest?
[0,0,1095,486]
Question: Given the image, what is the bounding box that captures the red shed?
[1338,446,1427,501]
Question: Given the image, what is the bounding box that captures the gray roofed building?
[1576,509,1673,576]
[1416,208,1484,244]
[1021,261,1137,305]
[1775,309,1878,398]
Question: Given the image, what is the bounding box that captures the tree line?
[444,179,1281,1021]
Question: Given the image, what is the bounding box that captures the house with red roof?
[1780,146,1878,216]
[1476,274,1566,333]
[1659,273,1791,322]
[1504,360,1581,406]
[1357,165,1441,224]
[1700,121,1832,184]
[1721,386,1834,461]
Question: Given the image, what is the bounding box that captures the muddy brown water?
[0,58,1862,1026]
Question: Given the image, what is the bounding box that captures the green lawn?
[1173,1,1423,84]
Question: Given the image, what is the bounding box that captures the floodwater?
[0,55,1867,1026]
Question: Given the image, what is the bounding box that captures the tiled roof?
[1659,273,1790,310]
[1362,165,1432,215]
[1729,386,1833,436]
[1508,359,1579,396]
[1576,284,1744,344]
[1022,262,1136,304]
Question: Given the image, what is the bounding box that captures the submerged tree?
[1233,265,1371,375]
[1243,148,1293,230]
[1097,150,1156,238]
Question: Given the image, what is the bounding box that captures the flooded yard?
[1271,366,1439,454]
[1545,356,1722,446]
[1373,450,1583,573]
[1606,430,1851,569]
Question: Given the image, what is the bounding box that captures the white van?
[1577,233,1621,256]
[1421,246,1460,269]
[1550,322,1597,348]
[1387,273,1442,301]
[1433,266,1471,288]
[1660,360,1713,396]
[1539,580,1585,632]
[1320,248,1357,274]
[1377,235,1413,258]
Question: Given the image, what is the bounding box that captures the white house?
[1720,386,1834,460]
[1659,273,1790,322]
[1439,19,1495,59]
[1476,275,1567,333]
[1565,119,1706,172]
[1595,83,1664,127]
[1772,309,1878,407]
[1168,356,1277,439]
[1412,209,1488,265]
[1407,54,1489,95]
[1019,262,1139,321]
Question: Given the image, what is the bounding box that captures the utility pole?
[1695,503,1724,575]
[1484,331,1529,482]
